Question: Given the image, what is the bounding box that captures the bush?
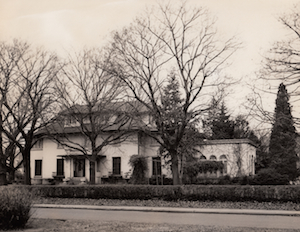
[183,161,224,184]
[128,155,148,184]
[250,168,290,185]
[149,176,173,185]
[0,186,32,230]
[14,170,24,184]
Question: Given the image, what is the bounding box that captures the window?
[152,157,162,176]
[97,159,101,172]
[199,155,206,160]
[56,159,64,176]
[35,160,42,176]
[220,155,227,174]
[65,116,80,127]
[112,157,121,175]
[32,139,43,150]
[74,159,85,177]
[209,155,217,160]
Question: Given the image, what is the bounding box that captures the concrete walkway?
[33,204,300,216]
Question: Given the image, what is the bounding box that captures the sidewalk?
[33,204,300,216]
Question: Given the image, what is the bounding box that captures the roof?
[200,139,258,148]
[35,101,155,136]
[35,117,151,136]
[58,101,149,116]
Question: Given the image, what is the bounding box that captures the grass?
[33,197,300,211]
[9,196,296,231]
[8,218,299,232]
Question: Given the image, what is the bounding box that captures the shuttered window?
[35,160,42,176]
[57,159,64,176]
[112,157,121,175]
[152,157,161,176]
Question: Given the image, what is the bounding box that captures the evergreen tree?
[269,83,298,180]
[160,71,183,137]
[233,115,259,143]
[159,72,204,182]
[210,102,235,139]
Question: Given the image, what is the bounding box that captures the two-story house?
[30,103,257,184]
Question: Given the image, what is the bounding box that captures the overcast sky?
[0,0,299,126]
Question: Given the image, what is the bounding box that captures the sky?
[0,0,299,129]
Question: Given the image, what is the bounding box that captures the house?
[31,131,165,184]
[31,102,166,184]
[30,104,257,184]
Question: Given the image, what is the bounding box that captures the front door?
[74,158,85,177]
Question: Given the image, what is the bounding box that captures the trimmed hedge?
[27,185,300,203]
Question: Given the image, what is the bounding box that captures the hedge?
[26,185,300,203]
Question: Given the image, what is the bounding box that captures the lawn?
[33,197,300,211]
[9,218,299,232]
[22,197,299,231]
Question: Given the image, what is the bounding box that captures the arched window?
[209,155,217,173]
[219,155,227,174]
[219,155,227,160]
[209,155,217,160]
[199,155,206,160]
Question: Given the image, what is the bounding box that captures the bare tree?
[263,7,300,93]
[49,49,133,184]
[0,40,22,184]
[260,6,300,128]
[0,40,61,185]
[106,2,239,184]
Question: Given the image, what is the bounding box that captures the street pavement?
[32,204,300,230]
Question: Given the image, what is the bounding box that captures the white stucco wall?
[138,135,170,178]
[31,134,140,183]
[31,138,64,180]
[197,140,256,177]
[97,134,139,179]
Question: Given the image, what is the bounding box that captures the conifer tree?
[159,72,204,183]
[269,83,298,180]
[160,71,183,137]
[210,102,235,139]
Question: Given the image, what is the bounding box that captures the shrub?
[128,155,148,184]
[0,186,32,230]
[102,175,127,184]
[149,176,173,185]
[183,161,224,184]
[250,168,290,185]
[14,170,24,184]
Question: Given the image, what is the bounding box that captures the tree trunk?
[23,148,31,185]
[170,150,181,185]
[89,160,96,184]
[0,162,7,185]
[7,169,15,183]
[0,174,6,185]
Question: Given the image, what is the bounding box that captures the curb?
[32,204,300,216]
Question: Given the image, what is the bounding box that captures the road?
[32,207,300,230]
